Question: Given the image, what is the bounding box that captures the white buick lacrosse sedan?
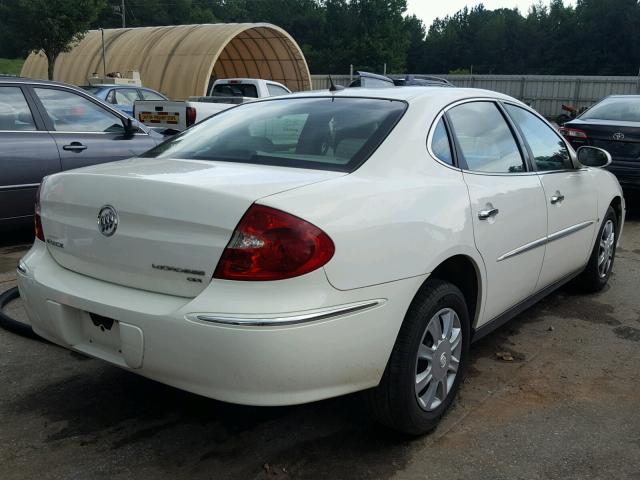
[18,87,624,434]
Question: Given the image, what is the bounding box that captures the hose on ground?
[0,286,38,339]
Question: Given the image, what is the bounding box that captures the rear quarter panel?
[259,101,483,292]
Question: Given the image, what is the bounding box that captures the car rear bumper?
[17,240,424,406]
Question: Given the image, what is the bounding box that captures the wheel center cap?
[439,352,447,369]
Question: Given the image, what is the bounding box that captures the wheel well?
[610,196,623,229]
[429,255,480,326]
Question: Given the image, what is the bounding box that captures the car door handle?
[550,193,565,204]
[478,208,499,220]
[62,142,87,152]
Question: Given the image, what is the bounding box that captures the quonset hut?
[21,23,312,99]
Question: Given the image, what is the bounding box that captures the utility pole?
[100,28,106,75]
[121,0,126,28]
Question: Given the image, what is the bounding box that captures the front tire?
[364,279,470,435]
[576,206,618,292]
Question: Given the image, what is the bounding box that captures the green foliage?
[420,0,640,75]
[1,0,639,76]
[0,58,25,76]
[0,0,105,79]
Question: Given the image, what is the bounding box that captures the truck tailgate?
[135,100,186,131]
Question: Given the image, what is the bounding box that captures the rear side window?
[0,86,36,131]
[114,89,139,106]
[448,102,524,173]
[142,97,407,172]
[504,104,571,171]
[140,89,165,100]
[431,118,453,165]
[266,84,290,96]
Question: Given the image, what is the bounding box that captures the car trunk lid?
[40,158,343,297]
[570,119,640,161]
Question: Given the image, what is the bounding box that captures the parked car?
[347,71,454,88]
[81,84,168,117]
[0,76,162,229]
[134,78,291,132]
[560,95,640,190]
[18,87,624,435]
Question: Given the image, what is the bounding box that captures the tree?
[1,0,105,79]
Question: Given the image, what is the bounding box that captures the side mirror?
[123,117,141,135]
[577,146,611,168]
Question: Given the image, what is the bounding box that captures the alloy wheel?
[598,219,615,278]
[414,307,462,411]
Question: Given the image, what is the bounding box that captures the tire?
[576,206,618,293]
[364,279,470,435]
[0,286,38,339]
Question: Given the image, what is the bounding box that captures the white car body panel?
[18,87,625,406]
[536,169,598,289]
[462,171,548,324]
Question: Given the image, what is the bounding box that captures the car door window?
[0,86,37,131]
[114,89,139,106]
[504,104,572,171]
[266,84,290,96]
[430,118,453,165]
[448,101,525,173]
[34,87,124,133]
[140,89,165,100]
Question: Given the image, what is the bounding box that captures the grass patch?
[0,58,25,76]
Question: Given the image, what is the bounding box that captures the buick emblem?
[612,132,625,141]
[439,352,447,369]
[97,205,118,237]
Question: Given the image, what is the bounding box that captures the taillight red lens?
[186,106,196,127]
[559,127,587,139]
[214,204,335,281]
[34,183,44,241]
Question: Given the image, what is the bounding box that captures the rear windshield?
[211,83,258,98]
[581,97,640,122]
[141,97,407,172]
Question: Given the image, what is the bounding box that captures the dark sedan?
[0,76,163,230]
[560,95,640,190]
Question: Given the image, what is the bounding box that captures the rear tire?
[364,279,470,435]
[576,206,617,293]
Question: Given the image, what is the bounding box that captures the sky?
[406,0,577,27]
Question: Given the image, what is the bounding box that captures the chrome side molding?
[188,299,386,327]
[498,220,595,262]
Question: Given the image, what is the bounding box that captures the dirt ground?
[1,210,639,480]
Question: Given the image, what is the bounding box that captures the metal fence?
[310,74,640,118]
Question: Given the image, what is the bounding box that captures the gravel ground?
[1,212,639,480]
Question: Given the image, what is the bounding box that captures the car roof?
[0,76,98,94]
[82,84,142,88]
[295,86,519,106]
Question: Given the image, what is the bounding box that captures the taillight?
[186,106,196,127]
[34,182,44,241]
[559,127,587,139]
[214,204,335,281]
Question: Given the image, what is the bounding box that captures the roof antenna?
[328,74,344,92]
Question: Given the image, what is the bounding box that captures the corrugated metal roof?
[21,23,311,100]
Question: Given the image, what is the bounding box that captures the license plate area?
[85,312,121,354]
[138,112,179,125]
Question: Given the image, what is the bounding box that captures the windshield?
[581,97,640,122]
[211,83,259,98]
[142,97,407,172]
